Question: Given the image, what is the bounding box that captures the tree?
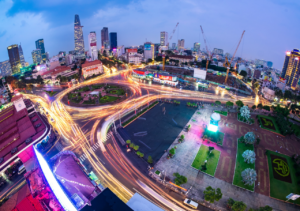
[37,75,44,84]
[226,101,234,108]
[173,173,187,186]
[244,132,256,144]
[134,145,139,151]
[147,156,153,164]
[147,58,153,64]
[253,81,260,94]
[251,105,256,110]
[126,140,131,144]
[284,90,292,100]
[5,76,16,84]
[275,89,283,99]
[257,103,263,110]
[240,106,250,120]
[169,148,176,155]
[203,186,222,203]
[215,101,221,106]
[241,168,257,186]
[242,150,256,164]
[56,75,62,81]
[258,205,272,211]
[232,201,247,211]
[263,105,270,111]
[129,143,134,148]
[236,100,244,107]
[239,70,247,78]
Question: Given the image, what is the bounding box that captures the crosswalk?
[78,133,112,162]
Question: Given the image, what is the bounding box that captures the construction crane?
[168,22,179,47]
[200,25,213,71]
[224,30,245,84]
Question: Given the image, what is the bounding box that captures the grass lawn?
[45,91,58,97]
[99,95,120,103]
[77,86,90,92]
[257,115,281,134]
[233,138,255,191]
[83,99,95,104]
[105,85,118,89]
[266,150,300,205]
[203,129,224,146]
[70,98,82,103]
[109,88,125,96]
[191,145,220,176]
[91,84,103,90]
[237,113,254,124]
[214,110,228,116]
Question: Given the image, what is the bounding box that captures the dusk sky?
[0,0,300,69]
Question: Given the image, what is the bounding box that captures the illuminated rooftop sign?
[207,124,218,132]
[34,147,77,211]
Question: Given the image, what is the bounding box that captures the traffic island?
[191,145,221,177]
[266,150,300,205]
[232,137,255,191]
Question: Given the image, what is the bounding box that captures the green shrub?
[126,140,131,144]
[147,156,153,164]
[134,145,139,151]
[173,173,187,186]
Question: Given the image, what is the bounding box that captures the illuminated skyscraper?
[109,32,117,51]
[177,39,184,51]
[35,39,46,62]
[88,32,98,61]
[281,49,300,90]
[74,14,85,52]
[0,60,12,77]
[18,44,25,67]
[101,27,109,49]
[32,49,42,64]
[160,32,168,47]
[193,43,200,52]
[7,44,22,74]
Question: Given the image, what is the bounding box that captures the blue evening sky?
[0,0,300,69]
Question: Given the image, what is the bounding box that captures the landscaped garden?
[45,91,58,97]
[191,145,221,176]
[257,115,281,134]
[233,134,256,191]
[202,130,224,146]
[266,150,300,205]
[214,110,228,116]
[237,105,254,124]
[66,83,126,105]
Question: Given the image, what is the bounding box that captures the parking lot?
[121,100,197,163]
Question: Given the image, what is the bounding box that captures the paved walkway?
[154,105,300,211]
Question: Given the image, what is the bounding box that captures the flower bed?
[214,110,228,116]
[257,115,281,134]
[45,91,58,97]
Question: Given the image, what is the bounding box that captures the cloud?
[1,0,300,69]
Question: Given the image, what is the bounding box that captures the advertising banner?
[133,69,145,75]
[144,44,151,51]
[90,43,97,46]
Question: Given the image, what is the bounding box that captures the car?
[183,198,198,209]
[18,164,26,175]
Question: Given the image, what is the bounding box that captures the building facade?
[194,42,200,52]
[178,39,184,51]
[144,42,154,60]
[0,60,12,77]
[7,44,21,74]
[18,45,25,67]
[169,55,194,65]
[281,49,300,90]
[82,60,103,79]
[213,48,223,56]
[101,27,109,49]
[74,14,85,52]
[35,39,46,62]
[88,32,98,61]
[160,32,168,47]
[172,43,176,50]
[109,32,117,51]
[32,49,42,64]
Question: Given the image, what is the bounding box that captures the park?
[118,98,300,211]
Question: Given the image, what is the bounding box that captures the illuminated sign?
[144,44,151,51]
[36,64,47,71]
[133,69,145,75]
[34,147,77,211]
[85,67,99,72]
[127,49,137,53]
[207,124,218,132]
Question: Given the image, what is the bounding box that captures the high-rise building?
[7,44,22,74]
[74,14,85,52]
[31,49,42,64]
[281,49,300,90]
[109,32,117,51]
[193,43,201,52]
[178,39,184,51]
[18,44,25,67]
[213,48,223,56]
[101,27,109,49]
[35,39,46,62]
[88,32,98,61]
[172,43,176,50]
[0,60,12,77]
[160,32,168,47]
[144,42,154,60]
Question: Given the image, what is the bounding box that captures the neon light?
[207,124,218,132]
[33,147,77,211]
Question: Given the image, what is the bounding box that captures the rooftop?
[82,60,102,68]
[169,55,194,59]
[40,66,71,76]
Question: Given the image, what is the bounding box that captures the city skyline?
[0,0,300,69]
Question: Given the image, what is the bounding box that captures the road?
[23,66,260,210]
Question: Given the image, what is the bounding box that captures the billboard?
[144,44,151,51]
[154,73,174,81]
[279,77,286,83]
[36,64,47,71]
[90,43,97,46]
[127,49,137,53]
[133,69,145,75]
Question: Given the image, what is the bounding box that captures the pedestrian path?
[79,133,111,162]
